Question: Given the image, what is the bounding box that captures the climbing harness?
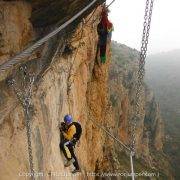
[7,66,35,180]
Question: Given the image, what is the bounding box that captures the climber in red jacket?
[97,7,113,64]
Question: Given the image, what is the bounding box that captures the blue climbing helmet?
[64,114,73,124]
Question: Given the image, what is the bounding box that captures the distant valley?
[146,50,180,179]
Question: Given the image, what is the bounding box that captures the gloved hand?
[59,122,67,132]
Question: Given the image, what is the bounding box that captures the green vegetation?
[110,94,117,107]
[111,41,139,67]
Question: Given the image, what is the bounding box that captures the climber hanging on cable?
[59,114,82,174]
[96,6,113,64]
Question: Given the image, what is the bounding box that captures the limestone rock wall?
[0,1,33,65]
[0,1,111,179]
[109,42,165,158]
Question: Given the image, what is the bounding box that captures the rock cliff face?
[109,42,164,156]
[109,42,171,178]
[0,1,112,179]
[0,1,170,180]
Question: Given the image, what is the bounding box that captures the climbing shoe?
[64,159,74,167]
[100,56,106,63]
[72,169,81,174]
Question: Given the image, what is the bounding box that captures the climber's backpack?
[69,122,82,143]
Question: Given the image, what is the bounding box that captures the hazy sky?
[106,0,180,54]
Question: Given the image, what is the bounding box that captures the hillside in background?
[146,50,180,179]
[109,41,172,179]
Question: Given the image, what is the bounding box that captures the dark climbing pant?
[60,140,80,170]
[100,44,107,63]
[96,44,107,64]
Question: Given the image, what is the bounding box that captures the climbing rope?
[0,0,101,72]
[130,152,135,180]
[88,112,131,152]
[8,66,35,180]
